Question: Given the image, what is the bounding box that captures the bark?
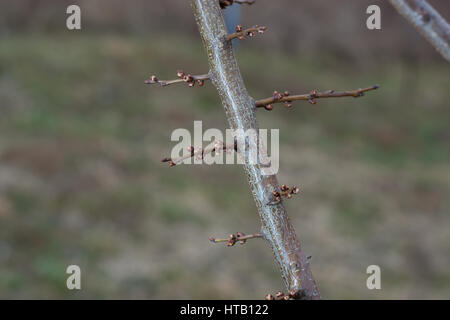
[189,0,320,299]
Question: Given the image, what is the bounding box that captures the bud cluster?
[265,289,303,300]
[271,185,300,204]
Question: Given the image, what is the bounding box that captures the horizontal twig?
[209,232,263,246]
[226,25,267,41]
[145,70,210,87]
[161,140,237,167]
[255,85,379,110]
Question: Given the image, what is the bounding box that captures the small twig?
[255,85,379,110]
[161,140,237,167]
[267,185,300,205]
[145,70,210,87]
[226,25,267,41]
[219,0,255,9]
[209,232,263,246]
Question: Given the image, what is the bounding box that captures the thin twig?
[226,25,267,41]
[209,232,264,246]
[255,85,379,110]
[145,70,210,87]
[389,0,450,61]
[162,140,237,167]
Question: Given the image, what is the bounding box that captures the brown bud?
[235,25,243,33]
[197,80,205,87]
[227,234,237,247]
[289,289,300,299]
[265,294,275,300]
[275,291,285,300]
[150,75,158,82]
[273,91,283,101]
[176,70,185,78]
[236,232,246,244]
[284,91,290,97]
[264,104,273,111]
[308,98,317,105]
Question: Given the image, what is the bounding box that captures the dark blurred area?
[0,0,449,299]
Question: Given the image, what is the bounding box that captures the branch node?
[268,185,300,205]
[226,25,267,41]
[265,289,304,300]
[209,232,263,246]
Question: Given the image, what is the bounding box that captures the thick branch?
[389,0,450,61]
[255,85,379,109]
[190,0,320,299]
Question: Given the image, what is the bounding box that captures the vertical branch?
[389,0,450,61]
[189,0,320,299]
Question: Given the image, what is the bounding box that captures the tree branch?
[389,0,450,61]
[145,70,210,87]
[190,0,320,299]
[161,140,236,167]
[255,85,379,110]
[209,232,263,246]
[226,25,267,41]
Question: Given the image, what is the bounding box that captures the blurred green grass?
[0,34,449,299]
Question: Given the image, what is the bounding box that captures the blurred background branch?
[389,0,450,61]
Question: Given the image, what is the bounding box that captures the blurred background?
[0,0,449,299]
